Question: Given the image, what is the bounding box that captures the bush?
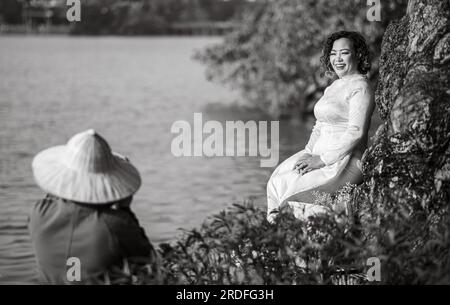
[103,181,449,285]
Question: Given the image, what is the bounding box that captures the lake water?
[0,36,319,284]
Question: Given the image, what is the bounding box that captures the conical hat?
[32,129,141,204]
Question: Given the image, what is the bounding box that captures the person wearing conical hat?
[29,129,156,284]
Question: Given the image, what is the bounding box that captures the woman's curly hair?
[320,31,371,77]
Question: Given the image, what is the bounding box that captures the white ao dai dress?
[267,73,375,220]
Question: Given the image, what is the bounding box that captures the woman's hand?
[293,153,312,169]
[293,154,325,175]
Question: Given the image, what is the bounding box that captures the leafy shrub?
[104,181,449,285]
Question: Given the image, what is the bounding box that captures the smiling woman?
[266,31,375,223]
[321,31,372,79]
[330,39,357,76]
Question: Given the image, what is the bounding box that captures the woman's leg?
[284,156,363,220]
[267,150,310,222]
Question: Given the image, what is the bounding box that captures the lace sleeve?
[319,82,374,166]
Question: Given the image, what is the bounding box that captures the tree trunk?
[354,0,449,217]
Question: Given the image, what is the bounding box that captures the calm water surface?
[0,36,316,284]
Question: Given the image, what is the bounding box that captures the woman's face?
[329,38,359,78]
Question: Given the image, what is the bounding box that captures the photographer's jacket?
[29,194,155,284]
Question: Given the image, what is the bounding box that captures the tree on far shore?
[196,0,407,118]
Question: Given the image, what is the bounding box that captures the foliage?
[0,0,253,33]
[103,183,450,285]
[67,0,252,35]
[0,0,24,24]
[0,0,252,34]
[70,0,169,35]
[195,0,407,117]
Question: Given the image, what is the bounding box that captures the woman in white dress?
[267,31,375,223]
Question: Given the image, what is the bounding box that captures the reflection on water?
[0,36,313,284]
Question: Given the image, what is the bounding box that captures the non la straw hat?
[32,129,141,204]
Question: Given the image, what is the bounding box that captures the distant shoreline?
[0,22,235,36]
[0,24,72,35]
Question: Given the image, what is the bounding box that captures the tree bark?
[354,0,449,215]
